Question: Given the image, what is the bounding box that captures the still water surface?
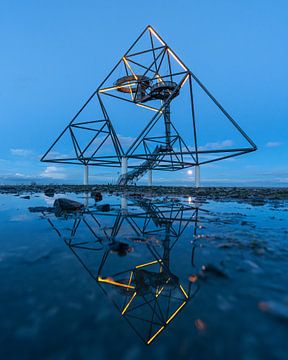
[0,192,287,359]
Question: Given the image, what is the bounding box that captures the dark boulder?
[54,198,83,212]
[91,191,103,202]
[44,188,55,197]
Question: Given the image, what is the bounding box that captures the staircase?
[117,146,163,185]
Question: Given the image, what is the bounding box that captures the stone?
[91,191,102,201]
[53,198,83,212]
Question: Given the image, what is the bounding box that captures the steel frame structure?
[41,25,256,182]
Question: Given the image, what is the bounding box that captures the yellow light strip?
[98,83,137,93]
[97,276,135,289]
[121,292,137,315]
[135,259,162,269]
[147,326,165,345]
[128,271,133,286]
[123,57,138,80]
[167,48,188,71]
[155,286,164,298]
[179,284,189,299]
[181,74,190,88]
[166,301,187,324]
[148,27,166,46]
[136,103,162,113]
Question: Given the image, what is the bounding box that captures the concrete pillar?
[121,157,128,176]
[148,169,152,186]
[121,195,127,212]
[195,165,200,188]
[84,192,89,207]
[84,165,89,185]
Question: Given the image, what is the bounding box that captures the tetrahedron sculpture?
[41,25,256,185]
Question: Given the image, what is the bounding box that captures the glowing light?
[188,196,193,204]
[181,74,190,88]
[97,276,135,289]
[135,259,161,269]
[167,48,188,71]
[187,169,193,175]
[121,292,137,315]
[147,326,165,345]
[128,271,133,286]
[123,57,138,80]
[98,83,137,93]
[179,285,188,299]
[136,103,162,113]
[148,27,166,46]
[155,286,164,298]
[166,301,187,324]
[188,274,198,283]
[195,319,207,331]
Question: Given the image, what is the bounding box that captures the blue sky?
[0,0,287,186]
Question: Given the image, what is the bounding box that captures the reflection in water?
[46,196,208,345]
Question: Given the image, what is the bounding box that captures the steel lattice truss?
[41,25,256,174]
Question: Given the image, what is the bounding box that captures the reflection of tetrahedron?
[41,95,123,166]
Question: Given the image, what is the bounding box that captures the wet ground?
[0,191,287,360]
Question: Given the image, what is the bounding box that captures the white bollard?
[195,165,200,188]
[84,165,89,185]
[148,169,152,186]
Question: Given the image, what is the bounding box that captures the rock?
[201,263,229,278]
[91,191,102,201]
[97,204,110,212]
[53,198,83,212]
[44,188,55,197]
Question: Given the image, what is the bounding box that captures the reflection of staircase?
[117,146,164,185]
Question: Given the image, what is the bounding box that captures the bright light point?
[187,170,193,175]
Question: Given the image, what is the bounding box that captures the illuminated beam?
[135,259,162,269]
[166,301,187,324]
[121,292,137,315]
[167,48,188,71]
[180,74,190,88]
[128,271,133,286]
[147,326,165,345]
[155,286,164,298]
[179,284,189,299]
[98,83,137,93]
[148,27,166,46]
[97,276,135,289]
[123,57,138,80]
[122,57,137,100]
[136,103,162,113]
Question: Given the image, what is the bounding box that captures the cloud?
[40,166,67,180]
[117,135,136,147]
[265,141,283,148]
[198,139,234,151]
[10,148,32,156]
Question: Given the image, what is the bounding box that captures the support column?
[121,195,127,212]
[121,157,128,176]
[195,165,200,188]
[148,169,152,186]
[84,165,89,185]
